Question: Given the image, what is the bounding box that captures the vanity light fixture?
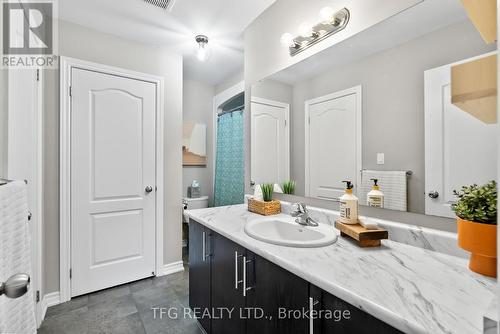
[195,35,210,62]
[280,7,350,56]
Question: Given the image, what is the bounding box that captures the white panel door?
[251,97,290,185]
[7,69,42,325]
[425,53,497,218]
[71,68,156,296]
[305,86,362,200]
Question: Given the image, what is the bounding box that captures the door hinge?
[285,119,287,126]
[308,117,311,124]
[36,69,40,82]
[69,269,72,279]
[69,86,72,97]
[36,290,40,303]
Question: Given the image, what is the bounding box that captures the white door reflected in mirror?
[250,97,290,185]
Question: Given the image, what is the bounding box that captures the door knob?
[428,191,439,199]
[0,274,30,299]
[145,186,153,193]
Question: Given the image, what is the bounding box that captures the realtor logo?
[2,0,58,68]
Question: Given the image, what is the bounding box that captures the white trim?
[34,69,44,327]
[40,292,61,324]
[7,68,44,326]
[250,96,291,183]
[59,56,165,303]
[304,85,363,198]
[157,261,185,277]
[212,81,245,197]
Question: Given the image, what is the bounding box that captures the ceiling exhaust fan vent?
[142,0,177,11]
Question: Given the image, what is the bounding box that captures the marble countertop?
[187,204,497,334]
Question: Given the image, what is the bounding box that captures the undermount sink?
[244,216,338,247]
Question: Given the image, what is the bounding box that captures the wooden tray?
[248,199,281,216]
[335,220,388,247]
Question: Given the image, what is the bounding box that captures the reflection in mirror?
[250,0,497,217]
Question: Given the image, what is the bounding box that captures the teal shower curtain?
[214,110,245,206]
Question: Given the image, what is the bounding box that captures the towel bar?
[360,170,413,176]
[0,178,28,186]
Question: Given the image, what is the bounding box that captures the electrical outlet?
[377,153,385,165]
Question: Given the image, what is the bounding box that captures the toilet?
[182,196,209,247]
[183,196,209,222]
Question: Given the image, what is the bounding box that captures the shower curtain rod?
[218,105,244,116]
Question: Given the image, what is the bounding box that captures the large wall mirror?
[250,0,497,218]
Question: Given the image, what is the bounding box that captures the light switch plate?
[377,153,385,165]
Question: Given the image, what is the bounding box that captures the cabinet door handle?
[242,256,253,297]
[202,232,206,261]
[309,297,319,334]
[235,251,243,290]
[202,232,211,261]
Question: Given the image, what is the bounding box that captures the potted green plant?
[261,183,274,202]
[248,183,281,216]
[282,180,296,195]
[452,180,497,277]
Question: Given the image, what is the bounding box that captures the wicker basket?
[248,198,281,216]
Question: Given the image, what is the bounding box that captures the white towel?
[0,181,36,334]
[360,170,408,211]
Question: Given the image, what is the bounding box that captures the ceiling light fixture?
[280,7,350,56]
[195,35,210,62]
[142,0,177,11]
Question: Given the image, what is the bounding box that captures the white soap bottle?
[339,181,358,225]
[367,178,384,208]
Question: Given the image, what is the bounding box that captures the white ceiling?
[59,0,276,85]
[269,0,470,85]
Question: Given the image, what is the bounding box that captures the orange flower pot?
[457,217,497,278]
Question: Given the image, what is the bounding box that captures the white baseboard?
[157,261,185,277]
[40,291,61,324]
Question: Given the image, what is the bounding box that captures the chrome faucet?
[290,203,319,227]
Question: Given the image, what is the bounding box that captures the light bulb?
[298,22,313,37]
[280,33,295,47]
[197,44,209,61]
[195,35,210,62]
[319,7,335,23]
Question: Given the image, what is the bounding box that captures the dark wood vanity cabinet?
[309,285,403,334]
[189,219,400,334]
[246,254,309,334]
[210,232,247,334]
[188,220,212,334]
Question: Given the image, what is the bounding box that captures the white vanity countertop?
[187,205,497,334]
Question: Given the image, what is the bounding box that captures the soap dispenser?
[339,181,358,225]
[367,178,384,208]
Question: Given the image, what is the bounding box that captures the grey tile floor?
[38,251,202,334]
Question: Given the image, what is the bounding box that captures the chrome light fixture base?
[195,35,209,44]
[288,8,350,56]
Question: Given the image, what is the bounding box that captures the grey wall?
[287,21,495,214]
[0,3,7,177]
[183,79,215,203]
[244,0,421,85]
[43,20,183,294]
[215,69,244,95]
[252,79,293,104]
[0,69,7,177]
